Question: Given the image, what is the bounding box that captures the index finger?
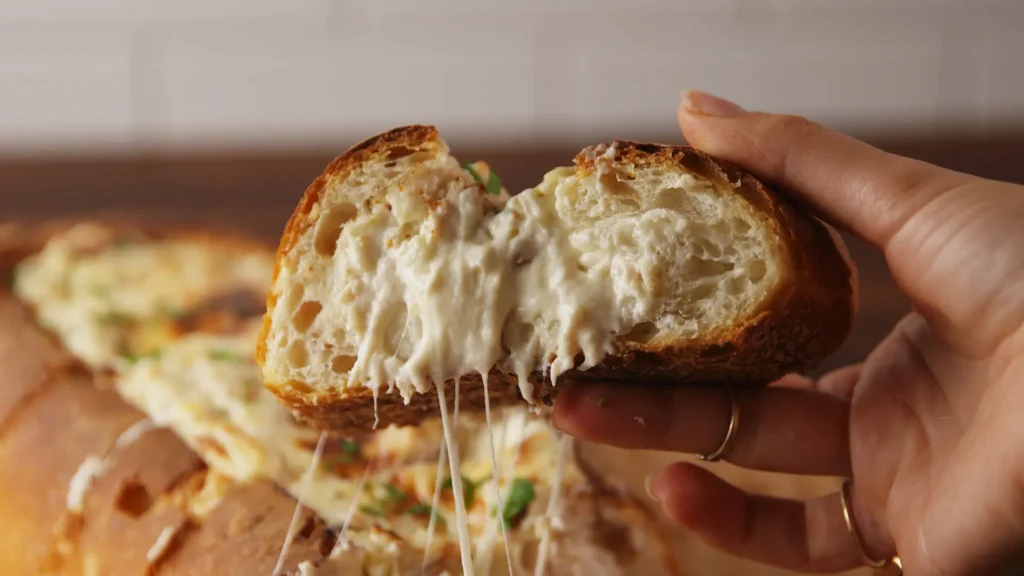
[551,381,852,478]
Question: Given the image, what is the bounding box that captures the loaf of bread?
[2,220,679,575]
[0,294,331,575]
[258,125,856,432]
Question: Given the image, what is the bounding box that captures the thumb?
[677,90,973,250]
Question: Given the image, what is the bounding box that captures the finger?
[677,90,974,250]
[552,382,851,477]
[770,365,862,401]
[648,462,887,573]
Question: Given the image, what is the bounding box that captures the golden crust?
[262,128,856,432]
[0,224,330,575]
[0,373,146,574]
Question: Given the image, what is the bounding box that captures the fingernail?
[681,90,745,118]
[644,472,660,501]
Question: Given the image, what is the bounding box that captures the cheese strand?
[437,382,475,576]
[272,431,326,576]
[420,436,448,575]
[482,373,515,576]
[533,433,571,576]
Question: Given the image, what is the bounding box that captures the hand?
[552,91,1024,575]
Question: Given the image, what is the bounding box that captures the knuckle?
[764,114,824,143]
[751,113,826,178]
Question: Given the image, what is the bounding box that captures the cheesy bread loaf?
[258,126,856,432]
[4,220,679,575]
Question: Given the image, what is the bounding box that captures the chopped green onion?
[408,503,432,515]
[501,478,535,528]
[358,504,384,518]
[383,482,407,504]
[463,162,502,195]
[339,438,359,455]
[442,474,488,508]
[408,503,446,527]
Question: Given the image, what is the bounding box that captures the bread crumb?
[633,416,645,427]
[595,396,605,407]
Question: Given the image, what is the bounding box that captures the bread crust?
[0,225,330,575]
[262,128,856,433]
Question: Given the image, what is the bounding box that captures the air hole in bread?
[331,355,357,374]
[292,301,323,333]
[687,283,716,303]
[385,145,416,160]
[652,187,691,212]
[623,321,659,344]
[694,238,722,259]
[115,480,154,517]
[747,260,767,283]
[284,284,305,314]
[685,258,735,278]
[288,340,310,368]
[598,173,639,209]
[314,202,357,256]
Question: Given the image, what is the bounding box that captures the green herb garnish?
[207,350,248,363]
[501,478,535,528]
[408,503,446,527]
[339,438,359,455]
[408,503,432,516]
[100,311,133,325]
[358,504,384,518]
[463,162,502,195]
[442,475,488,508]
[383,482,407,504]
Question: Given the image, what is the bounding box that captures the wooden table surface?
[2,132,1022,575]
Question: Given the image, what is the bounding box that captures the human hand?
[552,91,1024,575]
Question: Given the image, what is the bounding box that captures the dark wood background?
[3,132,1023,376]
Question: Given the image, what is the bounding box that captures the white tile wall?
[0,0,1020,155]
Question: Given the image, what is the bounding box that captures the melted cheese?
[268,143,776,410]
[66,417,155,514]
[436,383,474,576]
[274,432,327,576]
[534,434,571,576]
[66,456,105,514]
[15,223,270,368]
[146,525,180,564]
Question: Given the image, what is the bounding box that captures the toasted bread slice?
[258,125,856,432]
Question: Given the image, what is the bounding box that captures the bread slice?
[258,125,856,432]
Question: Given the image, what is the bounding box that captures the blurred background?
[1,1,1022,575]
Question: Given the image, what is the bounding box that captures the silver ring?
[698,388,739,462]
